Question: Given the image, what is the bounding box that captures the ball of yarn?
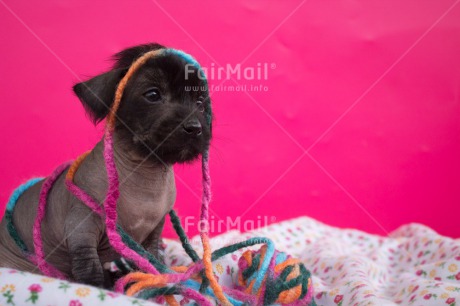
[237,245,313,305]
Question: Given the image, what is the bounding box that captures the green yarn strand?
[137,286,181,300]
[117,225,169,273]
[5,211,29,254]
[299,264,310,299]
[169,210,200,262]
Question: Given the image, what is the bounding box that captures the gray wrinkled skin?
[0,134,175,287]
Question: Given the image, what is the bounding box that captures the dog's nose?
[183,119,202,136]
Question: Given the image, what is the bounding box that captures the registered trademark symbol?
[270,216,277,222]
[270,63,276,69]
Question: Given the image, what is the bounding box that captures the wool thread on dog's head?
[101,47,229,304]
[5,46,315,305]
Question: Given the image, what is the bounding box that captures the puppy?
[0,43,211,287]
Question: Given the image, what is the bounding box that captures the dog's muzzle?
[182,118,202,136]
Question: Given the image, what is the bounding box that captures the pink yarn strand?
[199,155,211,233]
[65,180,104,217]
[32,162,71,279]
[102,131,159,275]
[180,286,213,306]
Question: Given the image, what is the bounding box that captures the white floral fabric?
[0,268,160,306]
[1,216,460,306]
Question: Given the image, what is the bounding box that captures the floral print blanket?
[1,216,460,306]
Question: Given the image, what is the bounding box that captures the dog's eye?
[196,100,204,113]
[144,88,162,103]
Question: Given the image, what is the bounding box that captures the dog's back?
[0,180,43,272]
[0,172,74,276]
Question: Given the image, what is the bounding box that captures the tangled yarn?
[4,47,315,305]
[238,245,313,305]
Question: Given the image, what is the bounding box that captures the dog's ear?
[73,68,126,124]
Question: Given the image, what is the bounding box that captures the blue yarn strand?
[6,178,43,211]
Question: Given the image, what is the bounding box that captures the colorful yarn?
[4,47,315,305]
[238,246,314,305]
[102,131,162,276]
[99,49,171,277]
[199,151,232,305]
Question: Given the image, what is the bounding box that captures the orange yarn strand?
[201,234,232,306]
[65,151,90,181]
[106,49,163,129]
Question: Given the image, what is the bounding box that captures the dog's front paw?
[72,257,104,287]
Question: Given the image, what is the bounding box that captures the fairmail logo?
[184,215,276,233]
[185,62,276,81]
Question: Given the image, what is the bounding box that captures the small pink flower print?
[424,294,432,300]
[107,292,120,298]
[334,295,343,304]
[316,292,323,299]
[26,284,42,303]
[416,270,423,276]
[69,300,82,306]
[231,254,238,261]
[226,265,231,275]
[456,272,460,281]
[412,285,419,292]
[409,295,416,302]
[446,297,455,304]
[28,284,42,293]
[455,256,460,261]
[417,251,424,258]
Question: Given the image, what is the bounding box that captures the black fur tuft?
[112,43,165,69]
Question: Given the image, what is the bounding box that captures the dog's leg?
[142,215,166,263]
[64,205,104,286]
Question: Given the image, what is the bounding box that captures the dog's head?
[73,43,212,164]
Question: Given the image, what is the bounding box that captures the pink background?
[1,1,459,238]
